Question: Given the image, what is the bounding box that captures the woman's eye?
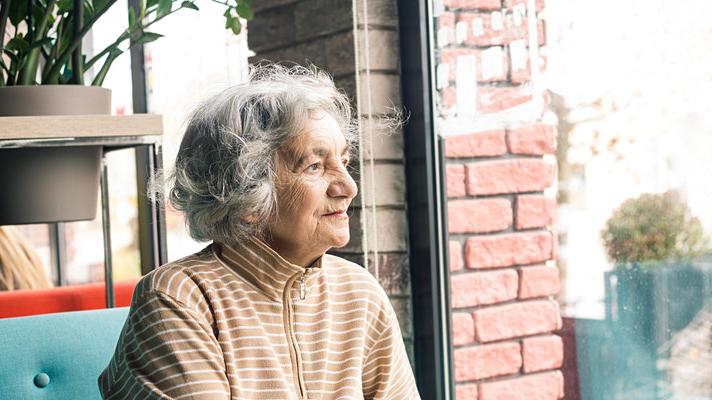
[306,162,322,172]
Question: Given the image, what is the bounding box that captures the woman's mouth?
[323,210,348,218]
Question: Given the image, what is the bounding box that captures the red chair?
[0,278,139,318]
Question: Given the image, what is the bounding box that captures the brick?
[472,300,561,342]
[507,124,556,155]
[356,72,402,116]
[522,335,563,372]
[333,75,358,110]
[374,253,410,296]
[250,39,328,71]
[294,0,352,41]
[510,56,531,84]
[439,48,508,83]
[456,12,528,46]
[450,240,464,271]
[450,269,518,308]
[438,11,456,29]
[518,265,560,299]
[355,28,400,72]
[466,159,555,195]
[455,383,478,400]
[538,19,547,46]
[452,312,475,345]
[505,0,545,13]
[359,116,404,161]
[445,0,501,9]
[444,130,507,158]
[465,231,553,269]
[247,4,297,52]
[509,46,547,84]
[440,86,457,110]
[355,0,399,27]
[362,163,406,206]
[389,297,413,338]
[325,31,356,77]
[478,85,533,114]
[252,0,297,13]
[342,208,408,253]
[447,164,467,198]
[447,199,512,234]
[454,342,521,381]
[437,12,456,47]
[479,371,563,400]
[508,38,529,83]
[516,194,556,229]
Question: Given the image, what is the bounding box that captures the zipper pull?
[298,269,309,300]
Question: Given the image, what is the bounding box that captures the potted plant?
[600,190,712,398]
[0,0,252,223]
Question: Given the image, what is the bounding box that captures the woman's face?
[266,111,358,266]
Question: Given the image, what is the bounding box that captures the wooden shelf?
[0,114,163,140]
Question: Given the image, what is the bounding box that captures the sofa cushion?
[0,279,138,318]
[0,307,129,400]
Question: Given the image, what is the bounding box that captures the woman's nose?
[327,166,358,199]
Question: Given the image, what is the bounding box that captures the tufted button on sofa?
[0,307,129,399]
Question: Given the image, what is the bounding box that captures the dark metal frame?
[398,1,455,399]
[128,0,168,276]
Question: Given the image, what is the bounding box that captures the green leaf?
[9,0,29,26]
[228,16,241,34]
[6,38,30,53]
[57,0,73,12]
[31,5,46,28]
[92,0,113,12]
[138,32,163,44]
[83,0,95,18]
[30,38,54,49]
[157,0,171,18]
[147,0,159,9]
[235,2,253,20]
[223,8,232,18]
[181,1,198,10]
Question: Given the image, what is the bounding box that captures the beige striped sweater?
[98,236,421,399]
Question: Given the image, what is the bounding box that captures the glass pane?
[549,0,712,399]
[143,2,251,261]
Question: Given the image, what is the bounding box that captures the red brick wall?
[437,1,563,399]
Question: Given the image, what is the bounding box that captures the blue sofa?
[0,307,129,399]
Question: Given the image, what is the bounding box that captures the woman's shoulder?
[132,245,218,307]
[322,253,391,300]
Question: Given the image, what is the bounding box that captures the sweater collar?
[211,236,323,301]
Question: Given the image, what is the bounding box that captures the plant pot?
[0,85,110,116]
[0,85,111,224]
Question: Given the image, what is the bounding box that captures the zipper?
[298,268,309,300]
[283,268,311,399]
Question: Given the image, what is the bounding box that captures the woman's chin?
[330,234,350,249]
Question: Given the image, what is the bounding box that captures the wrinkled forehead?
[280,110,349,161]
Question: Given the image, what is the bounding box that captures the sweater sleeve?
[98,291,230,400]
[361,303,421,400]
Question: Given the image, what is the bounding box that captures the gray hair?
[158,64,356,245]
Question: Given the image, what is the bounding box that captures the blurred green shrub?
[601,191,709,264]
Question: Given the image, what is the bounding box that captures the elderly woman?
[98,65,421,399]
